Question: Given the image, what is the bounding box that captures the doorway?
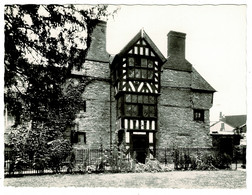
[220,138,233,157]
[132,134,149,164]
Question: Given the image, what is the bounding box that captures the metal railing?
[4,147,246,177]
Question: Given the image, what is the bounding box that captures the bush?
[47,139,72,173]
[133,158,172,173]
[213,152,232,169]
[173,149,219,171]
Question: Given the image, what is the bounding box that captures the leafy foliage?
[172,148,233,170]
[5,4,117,125]
[5,4,117,169]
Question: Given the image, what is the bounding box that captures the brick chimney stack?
[167,31,186,59]
[86,20,109,62]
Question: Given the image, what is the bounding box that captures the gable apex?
[114,29,166,63]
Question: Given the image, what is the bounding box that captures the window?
[78,133,86,144]
[71,131,86,144]
[141,58,147,67]
[82,101,86,112]
[142,69,147,79]
[148,70,153,79]
[128,69,134,78]
[194,109,204,122]
[118,130,124,145]
[128,57,134,67]
[143,105,149,117]
[123,95,157,117]
[147,59,153,68]
[135,69,141,78]
[132,95,137,103]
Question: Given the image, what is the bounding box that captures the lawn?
[4,170,246,189]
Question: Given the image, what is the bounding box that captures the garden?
[5,144,245,176]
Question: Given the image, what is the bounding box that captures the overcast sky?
[106,4,247,121]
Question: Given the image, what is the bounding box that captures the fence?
[4,147,246,177]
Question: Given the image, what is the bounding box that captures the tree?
[4,4,117,165]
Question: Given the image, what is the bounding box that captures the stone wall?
[158,68,212,148]
[69,60,117,149]
[71,61,110,79]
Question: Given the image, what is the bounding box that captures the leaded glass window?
[148,70,153,79]
[148,59,153,68]
[125,94,131,102]
[129,69,134,78]
[132,95,137,103]
[149,105,155,117]
[125,105,132,116]
[138,95,143,103]
[135,69,141,78]
[132,105,138,116]
[128,57,134,67]
[149,96,155,104]
[142,69,147,79]
[141,58,147,67]
[143,105,149,117]
[143,96,149,104]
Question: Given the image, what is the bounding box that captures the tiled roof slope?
[191,67,216,92]
[221,115,247,128]
[163,56,192,72]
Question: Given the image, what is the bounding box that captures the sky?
[105,4,247,122]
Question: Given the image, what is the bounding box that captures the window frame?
[193,109,205,122]
[71,131,86,144]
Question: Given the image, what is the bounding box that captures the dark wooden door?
[132,134,149,164]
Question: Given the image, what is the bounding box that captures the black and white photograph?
[1,0,250,192]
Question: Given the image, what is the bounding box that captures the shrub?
[172,149,219,171]
[47,139,72,173]
[213,152,232,169]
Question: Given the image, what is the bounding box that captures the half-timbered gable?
[111,30,166,162]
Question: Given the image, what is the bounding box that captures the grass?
[4,170,246,189]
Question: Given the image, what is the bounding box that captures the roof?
[163,56,192,72]
[210,120,235,133]
[111,29,166,66]
[191,67,216,92]
[110,29,216,93]
[221,115,247,128]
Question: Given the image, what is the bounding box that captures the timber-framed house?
[64,20,215,164]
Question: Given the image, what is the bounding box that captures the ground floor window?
[71,131,86,144]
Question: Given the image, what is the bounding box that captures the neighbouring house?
[64,20,216,163]
[210,113,247,157]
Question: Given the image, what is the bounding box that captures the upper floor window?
[194,109,204,122]
[127,57,155,69]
